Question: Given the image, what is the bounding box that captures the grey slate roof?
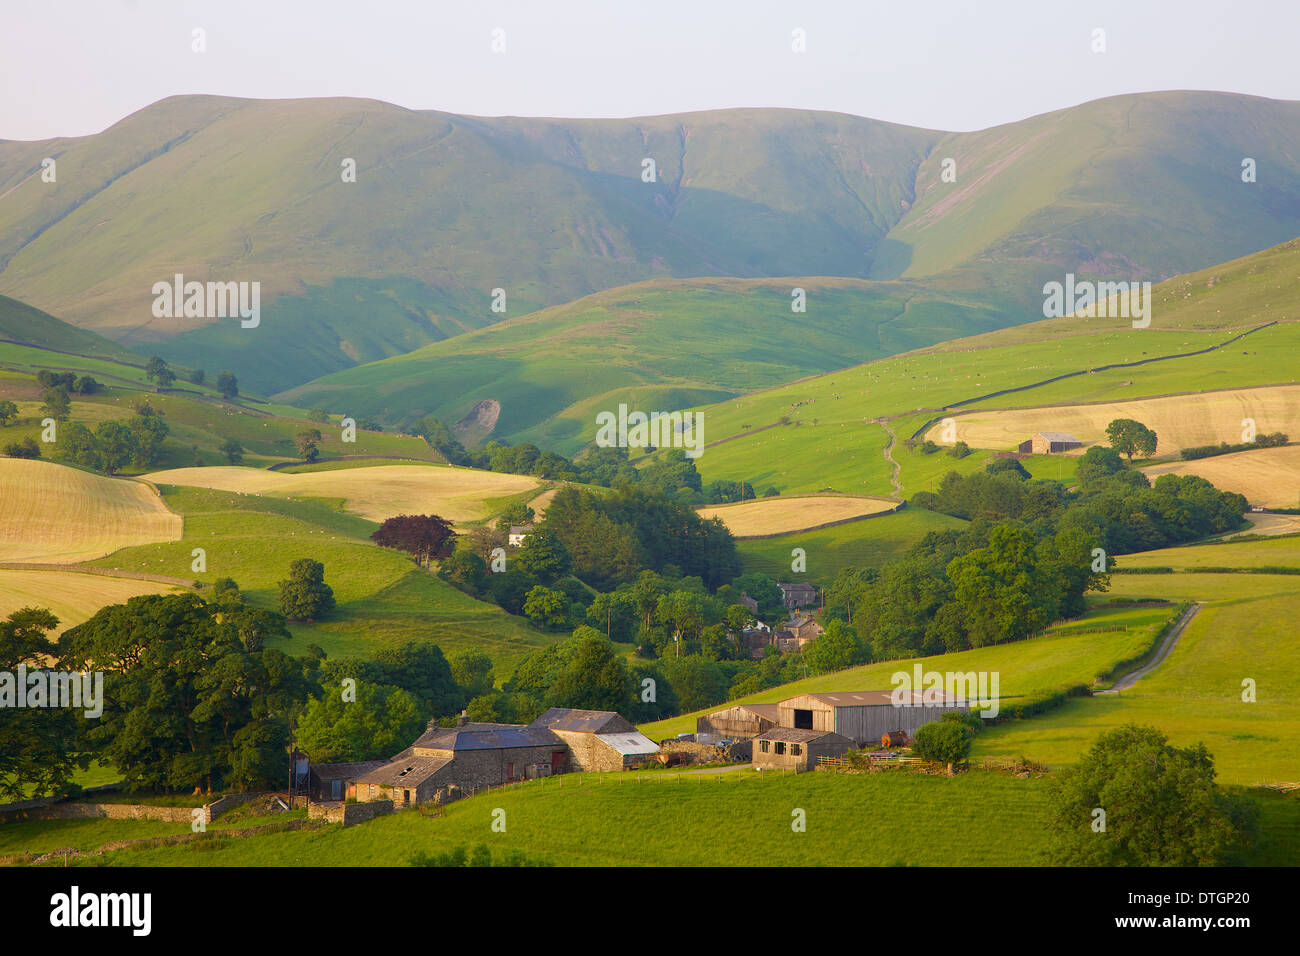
[310,760,388,781]
[529,707,628,734]
[412,722,560,752]
[755,727,851,744]
[353,756,452,787]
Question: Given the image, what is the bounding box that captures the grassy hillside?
[681,235,1300,495]
[0,458,181,562]
[277,277,1012,446]
[0,293,139,361]
[0,569,183,631]
[80,484,553,670]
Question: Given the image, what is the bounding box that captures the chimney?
[457,711,469,728]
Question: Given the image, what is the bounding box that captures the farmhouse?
[752,727,854,772]
[775,613,823,651]
[346,708,658,806]
[777,581,818,609]
[1018,432,1082,455]
[507,524,534,546]
[529,707,660,771]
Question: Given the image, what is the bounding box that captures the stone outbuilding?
[752,728,854,773]
[529,708,659,771]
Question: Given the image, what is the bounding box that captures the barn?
[752,728,854,773]
[1018,432,1082,455]
[696,703,780,739]
[775,691,969,748]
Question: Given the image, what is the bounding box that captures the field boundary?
[0,563,199,588]
[725,501,906,540]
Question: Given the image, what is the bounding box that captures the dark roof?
[412,722,560,752]
[777,582,818,593]
[707,703,780,722]
[529,707,628,734]
[793,690,966,707]
[755,727,852,744]
[354,756,452,787]
[310,760,388,781]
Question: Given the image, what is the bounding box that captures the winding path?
[1095,602,1202,695]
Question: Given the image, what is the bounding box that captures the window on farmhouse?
[760,740,770,753]
[775,742,786,755]
[791,744,802,756]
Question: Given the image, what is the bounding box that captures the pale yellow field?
[0,569,182,633]
[696,495,897,537]
[1220,511,1300,538]
[0,459,182,562]
[142,464,543,523]
[923,384,1300,455]
[1142,445,1300,507]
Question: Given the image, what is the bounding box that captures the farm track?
[1096,602,1202,694]
[876,419,902,496]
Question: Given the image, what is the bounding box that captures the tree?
[93,420,137,475]
[1106,418,1158,462]
[73,375,100,395]
[1046,724,1257,866]
[495,502,536,532]
[41,386,71,421]
[546,632,633,713]
[295,682,424,763]
[0,608,84,799]
[145,356,175,390]
[986,457,1030,480]
[220,438,245,465]
[370,643,464,719]
[523,585,571,630]
[449,650,495,700]
[58,593,316,793]
[295,428,322,462]
[216,370,239,400]
[371,514,457,566]
[802,619,868,674]
[2,437,40,459]
[513,527,572,583]
[0,400,19,426]
[188,368,206,386]
[127,403,169,468]
[912,719,975,774]
[438,548,487,596]
[277,558,336,622]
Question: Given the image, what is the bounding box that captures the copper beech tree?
[370,513,457,566]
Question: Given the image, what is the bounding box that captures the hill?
[0,458,181,562]
[679,235,1300,496]
[0,293,139,362]
[5,91,1300,396]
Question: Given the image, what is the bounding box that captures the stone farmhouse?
[324,708,658,807]
[777,581,818,610]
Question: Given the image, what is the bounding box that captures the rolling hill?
[4,91,1300,397]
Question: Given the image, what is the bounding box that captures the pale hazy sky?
[4,0,1298,140]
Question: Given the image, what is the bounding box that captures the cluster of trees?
[1181,431,1288,460]
[56,400,170,474]
[36,369,100,395]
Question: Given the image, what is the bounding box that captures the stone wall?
[308,800,394,826]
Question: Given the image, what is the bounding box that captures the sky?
[3,0,1299,140]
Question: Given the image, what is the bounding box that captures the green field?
[735,506,968,583]
[80,485,555,670]
[639,603,1174,740]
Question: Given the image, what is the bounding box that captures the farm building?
[775,613,823,651]
[350,708,659,806]
[697,703,780,739]
[752,728,854,773]
[739,593,759,614]
[1017,432,1083,455]
[777,582,818,610]
[507,524,534,546]
[774,691,969,748]
[529,707,659,771]
[306,760,388,802]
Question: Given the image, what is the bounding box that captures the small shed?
[752,728,853,773]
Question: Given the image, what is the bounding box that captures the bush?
[911,720,974,769]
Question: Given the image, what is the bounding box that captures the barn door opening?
[793,708,813,729]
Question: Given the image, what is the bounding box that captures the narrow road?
[1096,602,1202,695]
[874,419,903,497]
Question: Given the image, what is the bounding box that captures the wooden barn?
[752,728,854,773]
[697,703,780,739]
[1017,432,1082,455]
[775,691,969,747]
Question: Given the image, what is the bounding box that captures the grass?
[0,458,182,563]
[639,603,1173,740]
[734,506,967,583]
[922,383,1300,456]
[80,485,557,670]
[141,462,544,524]
[696,494,898,538]
[0,569,183,632]
[1142,445,1300,508]
[973,573,1300,785]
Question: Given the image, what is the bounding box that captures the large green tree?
[277,558,336,622]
